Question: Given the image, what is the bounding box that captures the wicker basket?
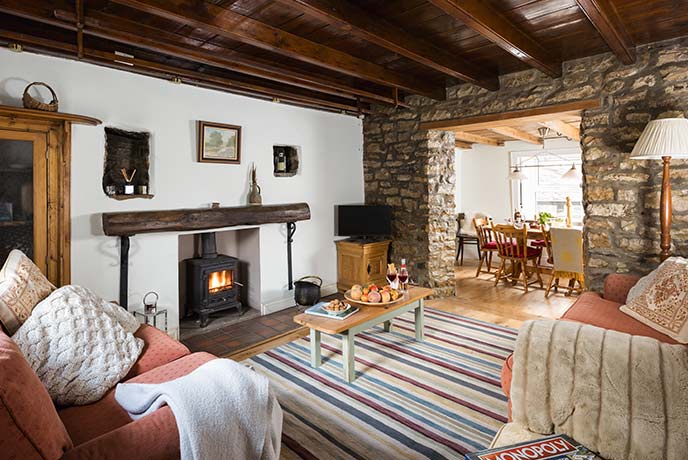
[22,82,59,112]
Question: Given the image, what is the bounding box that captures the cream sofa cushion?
[621,257,688,343]
[0,250,54,334]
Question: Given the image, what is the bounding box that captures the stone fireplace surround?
[363,36,688,294]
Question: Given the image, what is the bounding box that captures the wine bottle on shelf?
[398,259,409,292]
[276,150,287,173]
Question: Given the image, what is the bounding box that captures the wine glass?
[398,265,409,292]
[386,265,398,289]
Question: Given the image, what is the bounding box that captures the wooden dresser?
[335,239,391,292]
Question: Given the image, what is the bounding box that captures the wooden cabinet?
[335,239,390,292]
[0,105,100,285]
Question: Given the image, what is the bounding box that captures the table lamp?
[630,118,688,260]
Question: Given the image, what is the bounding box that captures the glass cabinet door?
[0,132,47,273]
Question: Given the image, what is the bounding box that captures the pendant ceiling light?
[561,163,582,182]
[508,166,528,181]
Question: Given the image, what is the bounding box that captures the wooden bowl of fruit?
[345,284,402,306]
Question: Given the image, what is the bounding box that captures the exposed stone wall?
[364,36,688,293]
[363,106,456,296]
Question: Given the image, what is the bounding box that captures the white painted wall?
[455,138,579,260]
[0,49,364,337]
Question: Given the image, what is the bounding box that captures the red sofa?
[1,323,216,460]
[501,274,681,412]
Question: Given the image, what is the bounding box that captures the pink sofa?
[1,323,216,460]
[501,274,682,417]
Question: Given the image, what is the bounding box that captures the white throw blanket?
[509,319,688,460]
[13,285,143,405]
[115,358,283,460]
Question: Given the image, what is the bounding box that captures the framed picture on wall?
[197,121,241,164]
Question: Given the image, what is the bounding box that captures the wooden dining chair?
[473,217,497,277]
[456,213,480,265]
[491,223,543,292]
[545,227,585,298]
[532,228,552,267]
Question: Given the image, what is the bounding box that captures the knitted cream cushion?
[0,250,55,335]
[621,257,688,343]
[12,285,143,405]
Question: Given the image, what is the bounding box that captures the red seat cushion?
[561,292,678,344]
[483,241,498,250]
[515,247,541,258]
[59,352,215,446]
[530,240,547,247]
[125,324,191,380]
[0,331,73,459]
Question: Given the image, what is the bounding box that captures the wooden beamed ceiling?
[0,1,687,114]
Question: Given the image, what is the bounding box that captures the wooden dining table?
[486,224,547,280]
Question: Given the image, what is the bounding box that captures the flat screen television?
[335,205,392,238]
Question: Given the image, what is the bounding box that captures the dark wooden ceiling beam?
[427,0,561,77]
[0,0,407,107]
[0,29,370,114]
[283,0,498,90]
[575,0,635,64]
[109,0,445,99]
[55,8,402,106]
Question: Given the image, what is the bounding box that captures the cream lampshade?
[630,117,688,260]
[630,118,688,159]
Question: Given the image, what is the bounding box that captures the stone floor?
[182,260,577,358]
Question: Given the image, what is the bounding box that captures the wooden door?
[0,130,48,275]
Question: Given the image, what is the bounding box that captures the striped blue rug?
[246,308,516,460]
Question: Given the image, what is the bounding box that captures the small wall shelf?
[103,127,152,200]
[110,194,155,201]
[273,145,299,177]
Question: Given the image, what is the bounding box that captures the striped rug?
[246,308,516,460]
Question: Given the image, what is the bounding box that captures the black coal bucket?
[294,276,322,306]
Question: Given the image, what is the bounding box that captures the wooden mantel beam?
[427,0,561,77]
[102,203,311,236]
[575,0,635,64]
[283,0,499,91]
[110,0,445,100]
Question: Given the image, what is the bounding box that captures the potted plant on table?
[537,211,553,230]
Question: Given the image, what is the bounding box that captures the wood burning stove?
[186,232,242,327]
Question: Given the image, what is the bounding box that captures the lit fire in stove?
[208,270,233,294]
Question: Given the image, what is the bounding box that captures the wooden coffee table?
[293,287,433,383]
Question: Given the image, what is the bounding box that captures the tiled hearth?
[181,306,304,357]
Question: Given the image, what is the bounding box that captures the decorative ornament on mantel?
[248,163,262,206]
[631,117,688,261]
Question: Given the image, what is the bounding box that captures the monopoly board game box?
[465,434,597,460]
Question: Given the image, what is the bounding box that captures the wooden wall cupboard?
[335,239,390,292]
[0,105,100,286]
